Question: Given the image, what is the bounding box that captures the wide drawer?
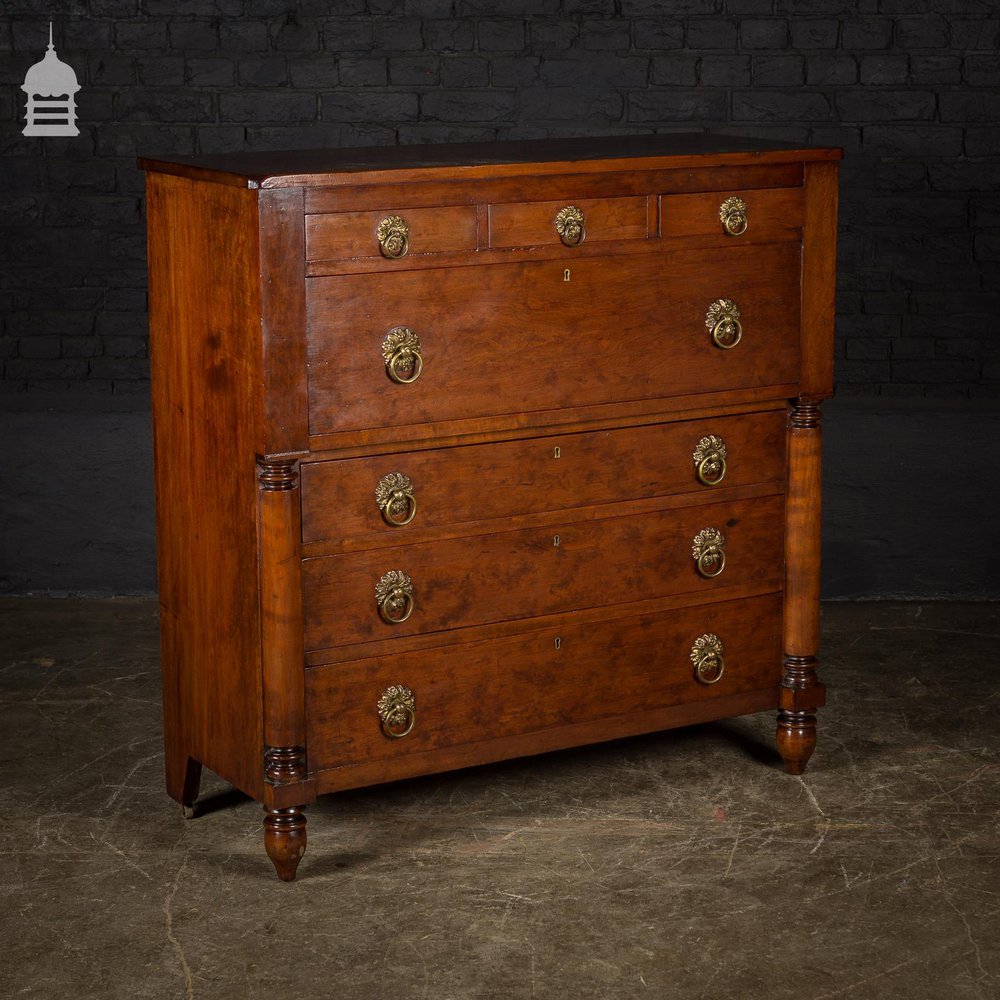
[305,592,783,774]
[301,493,784,652]
[300,409,786,548]
[306,243,800,436]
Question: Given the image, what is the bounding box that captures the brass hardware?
[693,435,728,487]
[706,298,743,350]
[553,535,560,547]
[553,446,561,459]
[377,215,409,259]
[719,196,747,237]
[554,205,586,247]
[554,637,562,650]
[375,569,414,624]
[563,268,571,281]
[377,684,415,739]
[381,327,424,384]
[692,527,726,578]
[375,472,417,527]
[690,634,725,685]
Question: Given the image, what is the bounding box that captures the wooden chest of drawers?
[140,134,840,881]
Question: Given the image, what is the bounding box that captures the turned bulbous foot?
[776,710,817,775]
[263,806,307,881]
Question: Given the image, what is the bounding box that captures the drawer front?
[307,243,800,435]
[306,592,783,772]
[306,205,478,262]
[489,197,647,249]
[662,186,803,242]
[301,409,786,547]
[302,493,784,651]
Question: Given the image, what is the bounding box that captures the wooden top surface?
[138,132,842,190]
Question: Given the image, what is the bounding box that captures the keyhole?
[554,637,562,650]
[563,268,571,282]
[553,446,561,459]
[553,535,560,547]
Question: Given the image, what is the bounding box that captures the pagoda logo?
[21,23,81,137]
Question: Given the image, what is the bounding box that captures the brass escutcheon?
[693,434,728,487]
[375,472,417,526]
[719,196,748,237]
[381,327,424,384]
[375,569,414,624]
[377,215,409,259]
[377,684,415,738]
[554,205,586,247]
[690,634,725,685]
[705,298,743,350]
[692,527,726,578]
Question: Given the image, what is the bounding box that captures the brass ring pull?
[376,473,417,527]
[706,299,742,350]
[381,327,423,384]
[693,435,728,487]
[377,684,415,739]
[692,527,726,579]
[719,196,747,237]
[377,215,409,259]
[690,634,725,685]
[375,570,414,624]
[554,205,586,247]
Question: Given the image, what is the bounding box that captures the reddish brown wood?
[489,196,647,248]
[306,243,801,436]
[777,401,826,774]
[301,409,786,548]
[263,806,307,881]
[146,172,265,803]
[662,186,804,241]
[307,592,783,774]
[302,493,785,651]
[306,204,478,261]
[142,135,839,879]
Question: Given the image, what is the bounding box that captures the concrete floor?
[2,599,998,1000]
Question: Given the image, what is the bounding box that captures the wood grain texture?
[145,172,265,801]
[302,493,785,651]
[662,186,804,241]
[300,409,786,548]
[305,592,783,773]
[489,196,647,248]
[306,205,478,262]
[306,243,801,436]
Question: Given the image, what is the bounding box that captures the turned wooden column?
[777,400,826,774]
[258,457,310,881]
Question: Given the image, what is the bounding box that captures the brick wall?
[2,0,998,405]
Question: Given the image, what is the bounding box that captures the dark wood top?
[138,132,842,190]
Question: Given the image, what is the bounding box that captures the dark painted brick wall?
[2,1,999,406]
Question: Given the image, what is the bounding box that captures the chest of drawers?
[141,134,840,881]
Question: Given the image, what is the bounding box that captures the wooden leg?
[779,401,826,775]
[263,806,307,882]
[165,745,202,816]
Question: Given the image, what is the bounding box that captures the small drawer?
[300,409,787,547]
[301,493,785,651]
[305,205,478,262]
[662,187,804,243]
[489,197,647,249]
[305,592,783,773]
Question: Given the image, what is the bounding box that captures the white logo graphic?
[21,22,80,137]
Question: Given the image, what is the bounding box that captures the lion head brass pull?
[690,634,725,685]
[692,527,726,579]
[706,299,742,350]
[375,570,414,624]
[554,205,586,247]
[381,327,423,384]
[377,215,409,259]
[693,435,728,487]
[719,196,747,237]
[377,684,415,738]
[375,472,417,527]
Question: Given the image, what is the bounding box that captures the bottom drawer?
[306,592,782,778]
